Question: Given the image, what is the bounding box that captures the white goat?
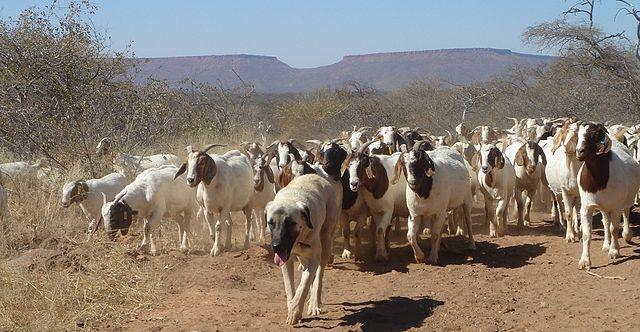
[96,137,181,178]
[576,123,640,270]
[392,144,475,264]
[0,161,43,184]
[265,139,307,169]
[375,126,404,152]
[102,165,197,255]
[347,126,372,151]
[61,172,128,238]
[544,121,582,242]
[473,143,516,237]
[251,154,276,243]
[504,140,547,227]
[175,144,255,256]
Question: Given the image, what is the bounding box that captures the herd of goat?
[1,117,640,324]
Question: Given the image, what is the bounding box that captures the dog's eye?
[267,219,275,227]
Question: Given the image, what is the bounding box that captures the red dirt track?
[111,207,640,331]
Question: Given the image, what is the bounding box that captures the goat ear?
[395,132,406,147]
[470,151,480,171]
[340,154,352,176]
[537,145,547,165]
[495,153,505,169]
[391,153,405,184]
[565,135,577,154]
[597,134,612,155]
[425,157,435,177]
[265,166,275,183]
[295,201,312,229]
[204,158,217,184]
[514,145,526,166]
[365,160,375,179]
[175,163,187,179]
[470,131,480,146]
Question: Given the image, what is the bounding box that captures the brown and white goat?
[392,143,475,264]
[346,140,409,261]
[576,123,640,270]
[505,140,547,227]
[473,144,516,237]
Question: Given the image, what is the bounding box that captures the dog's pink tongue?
[274,252,288,267]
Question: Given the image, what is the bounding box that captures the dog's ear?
[296,201,312,229]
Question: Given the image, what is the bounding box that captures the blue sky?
[0,0,637,68]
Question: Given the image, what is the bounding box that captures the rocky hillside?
[133,48,554,93]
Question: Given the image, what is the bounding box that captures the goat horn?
[289,139,307,150]
[265,140,280,152]
[305,140,323,147]
[358,140,378,154]
[506,117,519,128]
[357,126,372,132]
[202,144,227,153]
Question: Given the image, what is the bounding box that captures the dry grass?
[0,160,161,330]
[0,133,260,330]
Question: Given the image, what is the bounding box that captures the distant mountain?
[132,48,554,93]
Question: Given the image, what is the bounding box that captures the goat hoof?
[601,244,610,252]
[623,231,633,243]
[375,253,389,263]
[426,255,439,265]
[578,258,591,270]
[608,249,621,260]
[211,247,222,257]
[341,249,353,259]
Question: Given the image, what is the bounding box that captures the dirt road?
[110,208,640,331]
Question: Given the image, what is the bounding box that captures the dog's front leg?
[286,260,318,325]
[281,258,295,304]
[307,254,324,316]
